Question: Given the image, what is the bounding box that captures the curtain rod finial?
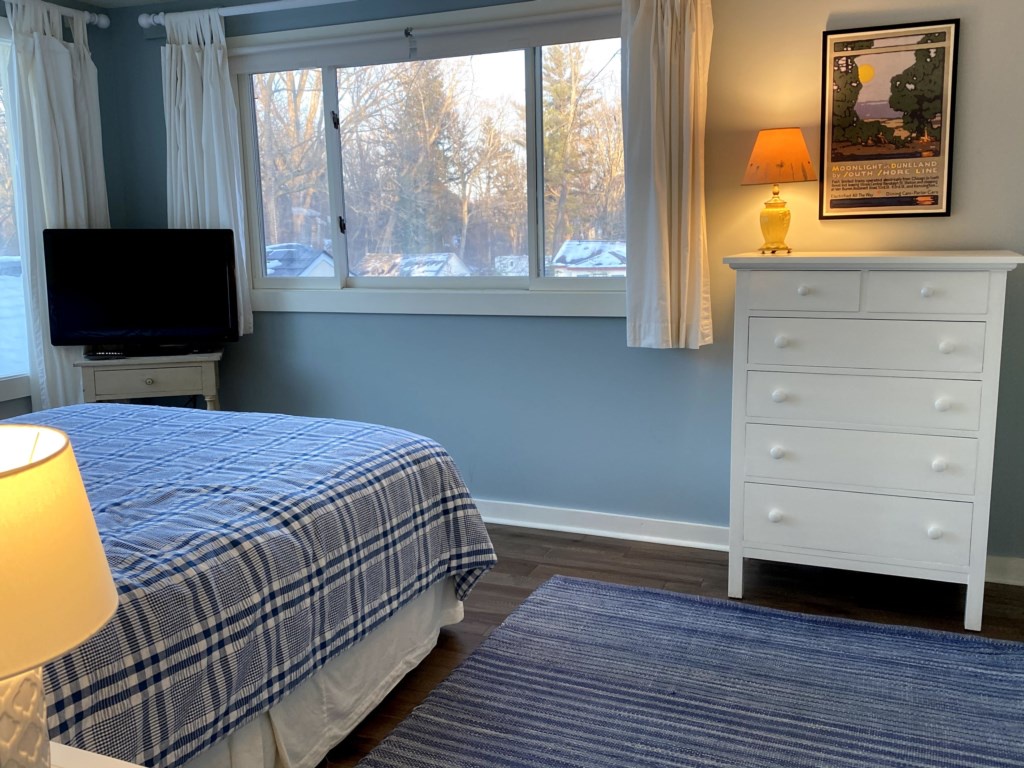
[138,12,164,29]
[85,12,110,28]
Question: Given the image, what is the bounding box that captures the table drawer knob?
[769,445,786,460]
[796,284,810,296]
[144,377,155,386]
[931,457,948,473]
[768,508,784,523]
[920,285,935,298]
[770,389,788,403]
[927,525,944,540]
[934,397,952,412]
[773,334,790,349]
[938,339,956,355]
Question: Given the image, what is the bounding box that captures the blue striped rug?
[357,575,1024,767]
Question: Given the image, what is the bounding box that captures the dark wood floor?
[321,523,1024,767]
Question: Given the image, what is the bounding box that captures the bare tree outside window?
[248,38,626,281]
[542,40,625,278]
[337,52,528,277]
[252,68,335,278]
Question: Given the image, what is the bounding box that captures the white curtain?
[622,0,713,349]
[2,0,109,409]
[162,10,253,335]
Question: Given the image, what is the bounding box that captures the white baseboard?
[476,498,1024,586]
[475,499,729,551]
[986,556,1024,587]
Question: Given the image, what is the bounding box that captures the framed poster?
[820,19,959,219]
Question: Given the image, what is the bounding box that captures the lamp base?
[0,667,50,768]
[758,184,793,254]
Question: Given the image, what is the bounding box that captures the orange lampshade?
[741,127,817,186]
[0,425,117,680]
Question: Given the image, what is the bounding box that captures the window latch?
[338,216,347,234]
[331,110,340,130]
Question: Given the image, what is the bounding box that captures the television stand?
[74,350,222,410]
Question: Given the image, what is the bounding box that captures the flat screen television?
[44,228,239,357]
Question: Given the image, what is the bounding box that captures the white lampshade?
[0,425,118,681]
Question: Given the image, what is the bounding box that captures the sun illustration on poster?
[856,62,874,83]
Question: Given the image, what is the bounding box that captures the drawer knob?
[769,445,786,460]
[768,508,784,523]
[938,339,956,355]
[144,377,155,386]
[771,389,788,403]
[934,397,952,412]
[796,284,810,296]
[931,457,949,473]
[920,285,935,298]
[773,335,790,349]
[927,525,944,540]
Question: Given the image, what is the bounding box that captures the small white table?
[51,743,141,767]
[74,351,222,410]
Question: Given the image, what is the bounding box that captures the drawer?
[745,424,978,494]
[865,271,989,314]
[747,270,860,311]
[748,317,985,372]
[743,483,971,567]
[94,366,204,397]
[746,371,982,431]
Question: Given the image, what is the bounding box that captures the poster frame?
[819,19,959,219]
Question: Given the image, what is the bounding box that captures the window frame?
[231,0,625,317]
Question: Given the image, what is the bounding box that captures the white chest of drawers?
[725,251,1023,630]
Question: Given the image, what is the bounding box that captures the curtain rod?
[3,0,110,27]
[138,0,358,28]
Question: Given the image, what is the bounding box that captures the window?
[252,68,335,279]
[337,51,528,278]
[0,31,29,386]
[541,40,624,279]
[234,3,625,314]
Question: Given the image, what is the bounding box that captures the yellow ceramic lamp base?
[758,184,792,254]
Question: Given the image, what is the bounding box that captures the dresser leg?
[963,579,984,631]
[728,556,743,598]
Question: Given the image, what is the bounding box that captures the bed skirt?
[185,578,463,768]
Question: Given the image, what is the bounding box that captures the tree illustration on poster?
[819,20,959,219]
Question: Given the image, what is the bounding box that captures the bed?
[4,403,496,768]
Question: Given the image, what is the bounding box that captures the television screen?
[43,228,239,356]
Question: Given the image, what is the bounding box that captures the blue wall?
[220,314,733,523]
[91,0,1024,559]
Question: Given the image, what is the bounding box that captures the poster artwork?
[820,20,959,218]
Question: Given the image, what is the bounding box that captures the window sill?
[0,374,30,403]
[251,287,626,318]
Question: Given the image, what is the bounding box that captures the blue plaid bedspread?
[5,404,496,768]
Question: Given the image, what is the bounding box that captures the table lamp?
[741,127,817,254]
[0,425,118,768]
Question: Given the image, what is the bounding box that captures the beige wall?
[704,0,1024,556]
[706,0,1024,294]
